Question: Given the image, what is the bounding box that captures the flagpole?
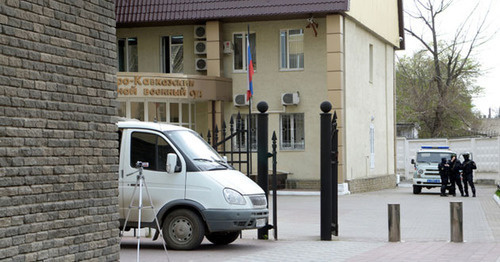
[247,24,252,177]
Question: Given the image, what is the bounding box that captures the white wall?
[397,137,500,181]
[347,0,401,48]
[344,17,396,181]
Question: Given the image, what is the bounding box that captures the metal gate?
[204,112,253,176]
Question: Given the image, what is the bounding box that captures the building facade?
[115,0,404,193]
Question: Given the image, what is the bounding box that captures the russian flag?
[246,35,254,101]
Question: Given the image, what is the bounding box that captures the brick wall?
[0,0,119,261]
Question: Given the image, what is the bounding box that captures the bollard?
[388,204,400,242]
[450,202,463,242]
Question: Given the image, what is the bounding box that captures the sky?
[398,0,500,117]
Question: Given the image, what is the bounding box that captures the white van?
[118,121,268,250]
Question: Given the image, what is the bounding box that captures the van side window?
[130,132,175,171]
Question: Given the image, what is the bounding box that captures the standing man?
[461,152,477,197]
[448,153,464,197]
[438,157,450,197]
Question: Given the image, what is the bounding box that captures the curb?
[269,190,351,196]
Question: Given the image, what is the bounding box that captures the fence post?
[450,202,463,242]
[320,101,333,240]
[257,101,269,240]
[331,111,339,236]
[271,131,278,240]
[388,204,400,242]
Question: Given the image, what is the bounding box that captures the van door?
[120,129,186,223]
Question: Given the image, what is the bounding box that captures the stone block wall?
[0,0,119,261]
[347,174,397,194]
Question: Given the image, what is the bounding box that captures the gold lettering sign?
[117,76,200,98]
[117,76,195,88]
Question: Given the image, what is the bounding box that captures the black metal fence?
[204,112,252,175]
[320,101,339,240]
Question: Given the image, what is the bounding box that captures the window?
[161,36,183,73]
[122,101,196,129]
[148,102,167,122]
[130,132,176,171]
[280,113,305,150]
[118,37,138,72]
[130,102,144,121]
[233,32,256,71]
[231,114,257,151]
[280,29,304,70]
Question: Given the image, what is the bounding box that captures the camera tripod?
[120,162,169,262]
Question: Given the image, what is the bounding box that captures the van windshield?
[166,130,231,171]
[417,152,453,163]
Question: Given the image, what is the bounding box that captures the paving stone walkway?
[120,185,500,261]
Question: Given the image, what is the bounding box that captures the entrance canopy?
[117,72,233,102]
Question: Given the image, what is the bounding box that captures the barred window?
[231,114,257,151]
[280,113,305,150]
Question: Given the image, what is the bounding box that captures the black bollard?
[320,101,333,240]
[257,101,269,239]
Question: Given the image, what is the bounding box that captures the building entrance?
[118,100,196,129]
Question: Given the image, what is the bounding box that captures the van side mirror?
[411,159,415,165]
[166,153,178,173]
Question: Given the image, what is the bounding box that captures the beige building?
[115,0,404,193]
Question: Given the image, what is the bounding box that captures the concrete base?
[338,182,350,195]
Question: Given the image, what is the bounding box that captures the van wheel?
[162,209,205,250]
[413,185,422,194]
[206,231,240,245]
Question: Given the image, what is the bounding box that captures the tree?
[397,0,489,137]
[397,49,481,137]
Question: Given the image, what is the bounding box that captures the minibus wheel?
[413,185,422,194]
[162,209,205,250]
[206,231,240,245]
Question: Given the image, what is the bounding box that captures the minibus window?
[131,132,176,171]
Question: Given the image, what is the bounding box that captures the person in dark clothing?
[448,154,464,197]
[438,157,450,197]
[461,152,477,197]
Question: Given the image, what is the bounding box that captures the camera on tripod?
[135,161,149,168]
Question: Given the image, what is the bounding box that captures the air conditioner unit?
[194,41,207,54]
[195,58,207,71]
[194,25,206,39]
[233,94,249,106]
[281,92,300,106]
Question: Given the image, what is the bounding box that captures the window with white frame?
[161,35,183,73]
[280,113,305,150]
[231,114,257,151]
[118,37,138,72]
[280,29,304,70]
[233,32,256,72]
[118,100,196,129]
